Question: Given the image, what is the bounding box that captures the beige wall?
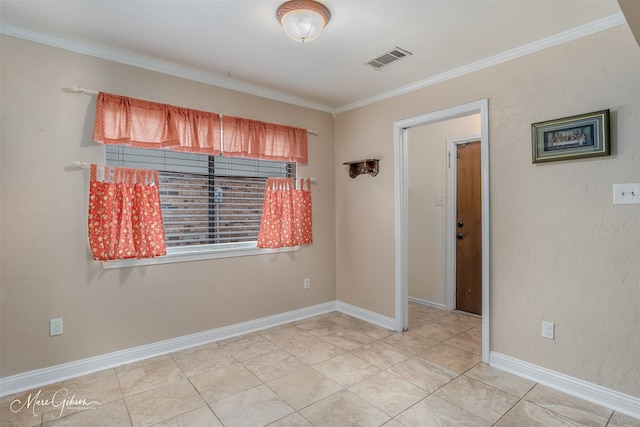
[407,116,480,304]
[2,20,639,400]
[0,36,336,377]
[335,24,640,397]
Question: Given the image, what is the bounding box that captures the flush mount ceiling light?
[277,0,331,43]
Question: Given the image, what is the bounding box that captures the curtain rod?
[67,86,319,136]
[70,161,317,184]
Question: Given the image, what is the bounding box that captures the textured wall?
[0,36,336,377]
[335,25,640,396]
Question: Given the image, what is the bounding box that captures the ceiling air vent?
[365,47,413,70]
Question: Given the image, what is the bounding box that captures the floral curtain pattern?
[257,178,313,249]
[88,164,166,261]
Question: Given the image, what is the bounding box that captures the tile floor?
[2,303,639,426]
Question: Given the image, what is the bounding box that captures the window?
[105,146,294,251]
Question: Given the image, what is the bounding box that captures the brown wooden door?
[456,141,482,315]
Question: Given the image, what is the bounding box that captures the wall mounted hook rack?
[343,159,380,179]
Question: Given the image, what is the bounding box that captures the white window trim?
[101,242,300,269]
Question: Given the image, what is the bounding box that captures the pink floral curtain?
[258,178,313,248]
[222,116,308,163]
[88,164,166,261]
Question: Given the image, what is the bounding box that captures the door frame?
[393,99,490,363]
[446,135,482,313]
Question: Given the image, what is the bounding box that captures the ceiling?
[0,1,627,113]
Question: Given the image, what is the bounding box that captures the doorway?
[393,99,490,363]
[448,139,482,316]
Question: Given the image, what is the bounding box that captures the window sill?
[101,242,300,269]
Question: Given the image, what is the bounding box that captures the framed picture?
[531,109,610,163]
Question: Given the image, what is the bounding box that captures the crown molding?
[0,23,335,114]
[334,13,626,114]
[1,12,626,116]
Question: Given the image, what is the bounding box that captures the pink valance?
[223,116,308,163]
[93,92,309,163]
[93,92,221,154]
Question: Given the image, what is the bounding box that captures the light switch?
[613,183,640,205]
[435,195,445,206]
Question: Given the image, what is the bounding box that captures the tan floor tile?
[211,384,294,427]
[267,367,343,410]
[264,329,319,350]
[266,412,313,426]
[431,313,481,331]
[464,363,535,398]
[348,371,428,417]
[294,316,344,336]
[1,389,46,426]
[444,328,482,355]
[350,342,412,369]
[258,323,297,336]
[383,331,440,354]
[496,400,585,426]
[329,313,367,329]
[190,362,261,403]
[524,384,612,427]
[40,369,122,422]
[153,406,223,427]
[395,395,491,427]
[434,375,519,424]
[42,399,131,427]
[409,303,449,319]
[313,353,380,387]
[220,334,280,362]
[172,344,235,377]
[319,328,376,351]
[387,356,458,393]
[353,323,395,340]
[10,311,631,427]
[418,343,482,373]
[411,322,462,342]
[381,419,405,427]
[284,333,344,364]
[242,350,308,382]
[125,380,204,427]
[215,332,260,346]
[116,354,186,397]
[299,390,390,427]
[608,412,640,427]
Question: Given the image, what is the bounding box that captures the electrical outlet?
[541,321,554,340]
[50,318,63,336]
[304,278,311,289]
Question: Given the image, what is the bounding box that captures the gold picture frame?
[532,109,610,163]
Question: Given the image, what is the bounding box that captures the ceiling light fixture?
[277,0,331,43]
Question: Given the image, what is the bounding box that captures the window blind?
[106,146,294,247]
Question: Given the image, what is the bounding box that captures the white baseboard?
[335,301,398,331]
[408,296,448,310]
[0,301,337,398]
[490,352,640,420]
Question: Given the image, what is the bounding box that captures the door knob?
[457,233,464,240]
[457,222,464,228]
